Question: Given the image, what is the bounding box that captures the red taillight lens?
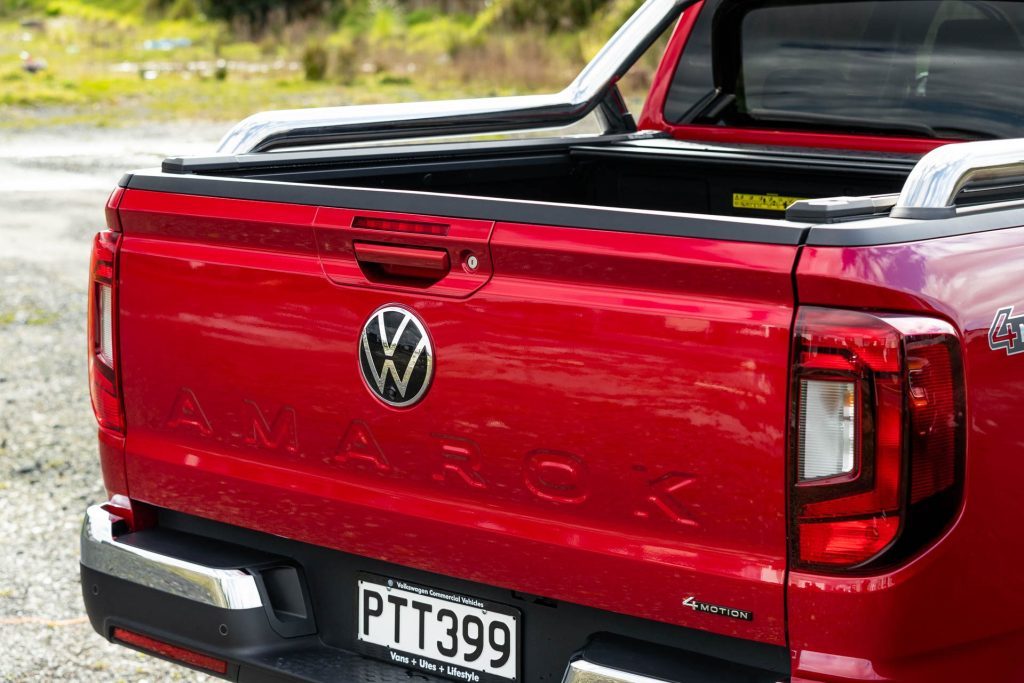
[105,187,124,233]
[906,338,959,503]
[799,516,901,567]
[791,308,964,570]
[89,231,124,433]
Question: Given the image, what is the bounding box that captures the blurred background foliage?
[0,0,668,129]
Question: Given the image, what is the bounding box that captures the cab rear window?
[668,0,1024,139]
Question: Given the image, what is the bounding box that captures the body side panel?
[790,227,1024,681]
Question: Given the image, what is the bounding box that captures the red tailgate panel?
[117,189,796,645]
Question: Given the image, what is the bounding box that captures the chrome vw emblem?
[358,306,434,408]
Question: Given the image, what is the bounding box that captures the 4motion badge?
[989,306,1024,356]
[359,306,434,408]
[682,596,753,622]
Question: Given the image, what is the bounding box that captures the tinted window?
[670,0,1024,139]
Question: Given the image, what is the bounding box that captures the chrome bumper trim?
[80,505,263,610]
[562,660,673,683]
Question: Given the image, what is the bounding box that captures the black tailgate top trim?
[124,169,1024,248]
[124,170,810,245]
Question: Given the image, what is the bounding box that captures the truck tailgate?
[116,188,796,646]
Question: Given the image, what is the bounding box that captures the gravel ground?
[0,124,225,682]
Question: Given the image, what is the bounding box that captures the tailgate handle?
[353,242,451,281]
[315,207,493,298]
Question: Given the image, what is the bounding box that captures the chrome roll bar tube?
[892,138,1024,219]
[216,0,693,154]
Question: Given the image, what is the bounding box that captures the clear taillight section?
[89,230,124,433]
[798,379,857,481]
[98,284,114,366]
[791,307,964,570]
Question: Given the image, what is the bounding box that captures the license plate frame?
[355,573,522,683]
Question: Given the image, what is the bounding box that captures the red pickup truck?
[80,1,1024,681]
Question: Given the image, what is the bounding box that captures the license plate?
[356,574,520,683]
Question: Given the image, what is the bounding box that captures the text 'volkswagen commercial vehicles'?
[80,1,1024,681]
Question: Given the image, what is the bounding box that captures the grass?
[0,307,59,325]
[0,0,664,129]
[0,16,395,127]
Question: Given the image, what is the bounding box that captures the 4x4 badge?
[359,306,434,408]
[989,306,1024,356]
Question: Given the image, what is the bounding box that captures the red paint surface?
[789,228,1024,681]
[104,174,1024,679]
[110,185,1024,679]
[97,427,128,498]
[116,189,796,645]
[638,3,703,134]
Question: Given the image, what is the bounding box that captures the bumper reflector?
[113,627,228,675]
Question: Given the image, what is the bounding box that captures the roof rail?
[892,138,1024,219]
[216,0,693,155]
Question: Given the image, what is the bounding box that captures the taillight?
[790,307,964,570]
[88,230,124,433]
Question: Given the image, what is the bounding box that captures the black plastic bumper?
[81,506,789,683]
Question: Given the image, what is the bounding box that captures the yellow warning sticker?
[732,193,807,212]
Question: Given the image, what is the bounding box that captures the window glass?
[669,0,1024,139]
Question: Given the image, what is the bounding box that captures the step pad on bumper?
[82,506,263,610]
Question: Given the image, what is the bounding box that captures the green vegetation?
[0,307,59,325]
[0,0,666,129]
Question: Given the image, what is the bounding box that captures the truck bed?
[160,135,916,223]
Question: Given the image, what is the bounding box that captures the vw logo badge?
[359,306,434,408]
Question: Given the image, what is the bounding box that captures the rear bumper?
[80,503,789,683]
[82,505,263,610]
